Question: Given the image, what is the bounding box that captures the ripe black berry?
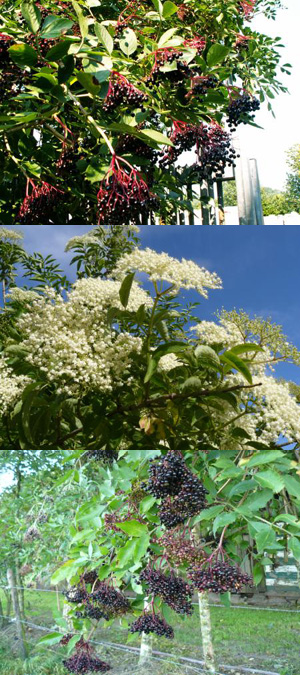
[188,75,218,101]
[187,560,252,593]
[87,449,118,464]
[17,182,64,225]
[63,640,111,673]
[158,532,206,566]
[139,566,194,615]
[90,581,130,616]
[226,92,260,131]
[130,612,174,639]
[103,72,147,112]
[143,450,187,498]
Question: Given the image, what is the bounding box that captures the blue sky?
[10,224,300,385]
[239,0,300,190]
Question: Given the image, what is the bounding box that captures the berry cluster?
[56,143,82,178]
[130,612,174,639]
[0,33,12,66]
[139,566,194,615]
[103,72,147,112]
[146,49,191,87]
[189,75,218,101]
[157,532,206,566]
[60,633,74,646]
[143,451,187,498]
[239,0,256,16]
[183,36,206,54]
[24,526,40,542]
[87,449,118,464]
[143,450,207,528]
[97,155,159,225]
[159,121,200,167]
[116,134,158,164]
[235,34,251,52]
[90,581,130,616]
[104,509,145,533]
[226,92,260,131]
[187,560,252,593]
[17,182,64,224]
[194,123,237,179]
[63,640,111,673]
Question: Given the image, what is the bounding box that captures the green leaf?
[40,16,74,38]
[253,563,264,586]
[221,351,252,384]
[206,43,230,67]
[134,533,150,562]
[255,470,284,493]
[117,539,138,567]
[284,475,300,498]
[115,520,148,537]
[162,1,178,18]
[46,40,73,61]
[119,272,135,308]
[119,28,138,56]
[140,128,174,147]
[255,525,276,553]
[139,495,156,513]
[196,505,223,521]
[9,43,38,67]
[246,450,284,468]
[21,2,41,33]
[288,536,300,561]
[95,23,114,54]
[242,489,273,511]
[213,511,236,535]
[181,376,204,392]
[220,591,231,607]
[194,345,220,369]
[58,55,75,83]
[37,632,63,647]
[66,635,82,655]
[76,71,101,95]
[230,344,263,356]
[51,560,78,583]
[157,28,178,47]
[72,1,89,39]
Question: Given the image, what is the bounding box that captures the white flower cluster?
[113,248,222,297]
[0,355,30,415]
[0,227,23,241]
[65,233,100,251]
[8,288,39,304]
[16,278,148,396]
[254,375,300,444]
[158,353,183,371]
[192,319,243,347]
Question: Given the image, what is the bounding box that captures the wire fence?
[1,584,297,675]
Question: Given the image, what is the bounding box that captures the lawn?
[0,590,299,675]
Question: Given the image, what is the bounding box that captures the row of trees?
[0,0,288,223]
[223,143,300,216]
[0,224,300,673]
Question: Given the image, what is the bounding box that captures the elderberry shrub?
[146,50,191,88]
[63,652,111,673]
[65,587,88,604]
[159,473,208,529]
[97,169,159,225]
[142,450,187,498]
[139,566,194,615]
[130,613,174,639]
[159,122,199,168]
[187,561,252,593]
[226,92,260,131]
[103,74,147,113]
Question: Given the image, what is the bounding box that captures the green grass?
[0,591,299,675]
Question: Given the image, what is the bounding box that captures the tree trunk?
[0,595,4,628]
[139,598,153,667]
[7,568,28,659]
[15,565,25,619]
[198,591,216,674]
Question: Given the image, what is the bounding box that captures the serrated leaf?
[119,272,135,308]
[119,28,138,56]
[95,23,114,54]
[139,495,156,513]
[255,470,284,493]
[245,450,284,468]
[21,2,41,33]
[284,475,300,498]
[213,511,236,535]
[242,489,273,511]
[66,635,82,655]
[194,344,220,369]
[144,341,186,382]
[37,632,63,647]
[255,526,276,553]
[230,344,263,356]
[196,505,223,521]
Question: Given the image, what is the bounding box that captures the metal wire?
[0,614,280,675]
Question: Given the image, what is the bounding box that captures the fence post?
[7,568,28,658]
[139,598,153,666]
[249,158,264,226]
[198,591,216,674]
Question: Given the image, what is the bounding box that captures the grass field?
[0,590,299,675]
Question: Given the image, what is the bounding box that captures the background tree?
[285,144,300,212]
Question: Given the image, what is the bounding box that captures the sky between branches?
[239,0,300,190]
[10,225,300,386]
